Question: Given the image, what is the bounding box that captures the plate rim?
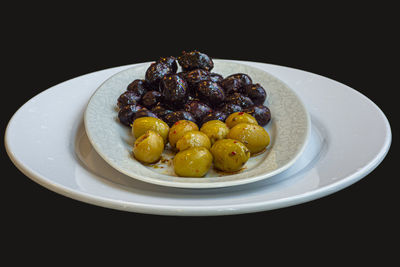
[83,60,312,188]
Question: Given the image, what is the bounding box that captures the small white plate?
[84,60,311,188]
[4,61,391,216]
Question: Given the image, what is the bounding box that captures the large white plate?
[84,60,310,188]
[4,61,391,216]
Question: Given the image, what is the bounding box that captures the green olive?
[200,120,229,145]
[132,117,169,143]
[168,120,199,148]
[173,147,213,177]
[133,130,164,164]
[225,112,258,128]
[227,123,270,154]
[210,139,250,172]
[176,131,211,151]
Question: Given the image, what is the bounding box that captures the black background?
[1,3,398,263]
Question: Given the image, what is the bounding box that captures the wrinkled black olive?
[117,91,140,108]
[242,83,267,105]
[151,104,173,120]
[164,110,197,127]
[209,73,224,84]
[159,74,188,108]
[226,92,254,108]
[145,62,174,90]
[196,80,225,107]
[157,56,178,73]
[118,104,145,126]
[218,103,242,116]
[201,110,228,126]
[184,69,210,89]
[220,73,253,95]
[127,79,149,97]
[177,50,214,71]
[133,108,159,121]
[243,105,271,126]
[141,90,163,109]
[184,101,213,122]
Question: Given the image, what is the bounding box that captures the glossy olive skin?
[242,83,266,105]
[145,62,174,90]
[209,73,224,83]
[133,130,164,164]
[157,56,178,73]
[117,91,140,108]
[225,112,258,129]
[151,104,173,120]
[196,80,225,107]
[243,105,271,126]
[227,123,270,154]
[176,130,211,151]
[141,90,163,109]
[118,104,145,126]
[168,120,199,148]
[127,79,149,97]
[200,120,230,145]
[164,111,197,127]
[184,101,213,123]
[133,108,159,120]
[173,147,213,177]
[210,139,250,172]
[177,50,214,71]
[220,73,252,94]
[225,93,254,109]
[159,74,188,107]
[218,103,242,116]
[132,117,170,143]
[183,69,210,90]
[201,111,228,126]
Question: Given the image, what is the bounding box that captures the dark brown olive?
[226,92,254,109]
[141,91,163,109]
[177,50,214,71]
[118,104,144,126]
[218,103,242,116]
[133,108,159,120]
[201,110,228,126]
[127,79,149,97]
[145,62,174,90]
[196,80,225,107]
[209,73,224,83]
[159,74,188,108]
[243,105,271,126]
[220,73,253,95]
[184,101,213,122]
[242,83,267,105]
[151,104,173,120]
[184,69,210,89]
[164,110,197,127]
[157,56,178,73]
[117,91,140,108]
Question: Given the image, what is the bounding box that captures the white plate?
[4,61,391,216]
[84,60,310,188]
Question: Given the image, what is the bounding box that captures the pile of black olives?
[117,50,271,128]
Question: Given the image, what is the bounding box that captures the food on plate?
[176,130,211,151]
[243,105,271,126]
[227,123,270,154]
[220,73,252,95]
[168,120,199,148]
[196,80,225,107]
[164,110,197,127]
[159,74,188,108]
[133,130,164,164]
[132,117,170,143]
[200,120,229,145]
[210,139,250,172]
[133,108,159,121]
[173,147,213,177]
[118,104,145,126]
[225,112,258,129]
[241,83,267,105]
[177,50,214,71]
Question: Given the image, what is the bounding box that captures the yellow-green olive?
[210,139,250,172]
[200,120,229,145]
[132,117,169,143]
[176,131,211,151]
[173,147,213,177]
[227,123,270,154]
[168,120,199,148]
[133,130,164,164]
[225,112,258,128]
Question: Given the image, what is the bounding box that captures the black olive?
[177,50,214,71]
[184,69,210,89]
[209,73,224,84]
[164,110,197,127]
[145,62,174,90]
[157,56,178,73]
[141,91,163,109]
[117,91,140,108]
[242,83,266,105]
[127,79,149,97]
[243,105,271,126]
[159,74,188,108]
[184,101,213,122]
[196,80,225,107]
[220,73,253,95]
[118,104,145,126]
[218,103,242,116]
[151,104,173,120]
[201,111,228,126]
[133,108,160,121]
[226,92,254,109]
